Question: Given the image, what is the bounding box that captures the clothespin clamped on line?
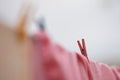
[77,39,89,62]
[37,17,45,30]
[16,5,31,41]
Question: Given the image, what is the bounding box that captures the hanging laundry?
[32,30,120,80]
[0,5,33,80]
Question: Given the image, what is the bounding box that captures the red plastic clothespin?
[77,39,89,62]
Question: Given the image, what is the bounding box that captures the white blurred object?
[0,21,33,80]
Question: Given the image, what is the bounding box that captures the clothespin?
[77,39,89,62]
[16,4,31,41]
[36,16,45,30]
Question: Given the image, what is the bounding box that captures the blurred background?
[0,0,120,65]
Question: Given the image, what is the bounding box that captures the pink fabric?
[32,30,120,80]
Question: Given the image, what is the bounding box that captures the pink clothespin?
[77,39,89,62]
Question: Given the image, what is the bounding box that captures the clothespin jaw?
[16,5,31,41]
[77,39,89,62]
